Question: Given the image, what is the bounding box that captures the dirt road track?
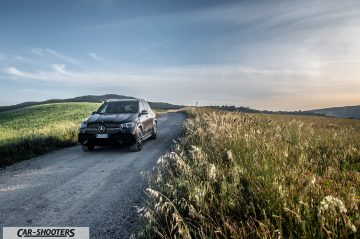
[0,112,186,239]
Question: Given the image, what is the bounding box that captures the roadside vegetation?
[0,102,100,166]
[138,107,360,238]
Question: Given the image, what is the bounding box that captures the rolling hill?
[1,95,358,119]
[0,94,183,112]
[308,105,360,119]
[212,105,360,119]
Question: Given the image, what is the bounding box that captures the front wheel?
[130,127,143,151]
[150,122,157,139]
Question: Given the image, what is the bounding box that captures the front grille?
[88,123,119,128]
[86,123,123,134]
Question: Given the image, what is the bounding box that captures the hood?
[87,113,136,124]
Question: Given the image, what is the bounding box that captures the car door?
[140,100,150,134]
[144,100,154,134]
[144,101,155,129]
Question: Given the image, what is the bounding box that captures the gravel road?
[0,112,186,239]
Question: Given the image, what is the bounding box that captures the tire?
[130,127,143,151]
[82,144,95,152]
[150,122,157,139]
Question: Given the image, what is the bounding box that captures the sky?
[0,0,359,110]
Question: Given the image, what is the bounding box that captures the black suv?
[78,99,157,151]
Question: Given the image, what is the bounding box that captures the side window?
[99,104,108,114]
[145,101,152,112]
[140,101,146,112]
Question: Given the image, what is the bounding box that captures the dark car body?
[78,98,157,151]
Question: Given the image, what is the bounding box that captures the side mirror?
[92,111,96,115]
[141,110,148,115]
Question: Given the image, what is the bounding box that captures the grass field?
[138,108,360,238]
[0,102,100,166]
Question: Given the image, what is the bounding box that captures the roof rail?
[105,98,139,102]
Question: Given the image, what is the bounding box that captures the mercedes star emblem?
[97,125,106,133]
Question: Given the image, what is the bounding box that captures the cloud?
[80,0,360,69]
[2,61,359,110]
[2,62,359,110]
[52,64,67,74]
[30,48,79,65]
[4,67,25,77]
[4,64,311,83]
[31,48,44,56]
[89,52,100,60]
[83,1,359,31]
[45,48,79,65]
[4,65,71,80]
[14,56,25,62]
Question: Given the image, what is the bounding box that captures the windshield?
[97,101,139,114]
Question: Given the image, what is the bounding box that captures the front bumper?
[78,132,135,145]
[78,125,136,145]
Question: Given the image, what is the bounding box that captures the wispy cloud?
[89,52,100,60]
[52,64,68,74]
[2,62,359,110]
[30,48,79,65]
[80,0,360,69]
[31,48,44,56]
[14,56,25,62]
[4,67,25,77]
[45,48,79,65]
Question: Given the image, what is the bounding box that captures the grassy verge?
[0,102,100,166]
[138,107,360,238]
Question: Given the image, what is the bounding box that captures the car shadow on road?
[88,141,150,153]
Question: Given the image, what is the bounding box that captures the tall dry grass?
[137,108,360,238]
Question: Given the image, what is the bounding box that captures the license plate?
[96,134,108,139]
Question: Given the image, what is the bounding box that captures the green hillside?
[309,105,360,119]
[0,102,100,166]
[0,94,183,112]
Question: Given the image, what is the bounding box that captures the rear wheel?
[81,144,95,152]
[131,127,143,151]
[150,122,157,139]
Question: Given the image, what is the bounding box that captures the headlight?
[79,122,87,129]
[121,122,135,128]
